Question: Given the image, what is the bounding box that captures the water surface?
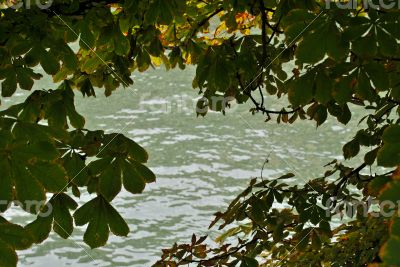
[3,67,358,266]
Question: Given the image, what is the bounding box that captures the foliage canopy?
[0,0,400,266]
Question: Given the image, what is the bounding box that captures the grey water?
[2,67,358,266]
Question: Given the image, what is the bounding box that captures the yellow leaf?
[150,56,162,67]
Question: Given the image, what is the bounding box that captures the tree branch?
[190,7,224,38]
[258,0,268,64]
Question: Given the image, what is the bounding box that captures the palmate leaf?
[377,125,400,167]
[380,217,400,266]
[0,240,17,267]
[122,160,146,194]
[74,196,129,248]
[39,48,60,75]
[145,0,184,25]
[63,152,89,186]
[377,26,398,57]
[315,72,333,104]
[16,68,34,91]
[288,72,314,107]
[0,128,68,213]
[25,194,78,242]
[1,70,17,97]
[296,28,326,64]
[79,20,96,50]
[352,33,377,58]
[0,159,13,212]
[27,161,68,193]
[12,164,46,214]
[114,29,130,56]
[91,156,155,201]
[5,158,67,214]
[98,159,123,201]
[0,216,34,267]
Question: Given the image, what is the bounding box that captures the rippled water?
[3,67,360,266]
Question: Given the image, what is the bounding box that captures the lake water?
[2,67,358,266]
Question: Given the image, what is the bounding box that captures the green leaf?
[66,103,85,129]
[0,239,17,267]
[241,256,259,267]
[380,236,400,266]
[63,153,89,186]
[80,21,96,50]
[28,162,68,193]
[343,139,360,159]
[326,27,349,61]
[39,49,60,75]
[315,72,333,104]
[12,164,46,214]
[368,176,390,197]
[333,76,354,105]
[16,68,34,91]
[23,46,41,67]
[382,125,400,144]
[133,161,156,183]
[74,196,129,248]
[62,81,86,129]
[313,105,328,126]
[46,101,67,129]
[328,102,352,125]
[84,205,109,249]
[14,141,59,161]
[80,78,96,97]
[74,198,96,226]
[296,29,326,64]
[352,33,377,58]
[104,201,129,237]
[364,148,379,165]
[25,211,53,244]
[342,19,371,40]
[364,62,389,90]
[52,194,77,239]
[288,74,314,107]
[0,223,33,250]
[377,27,398,57]
[98,161,122,201]
[207,53,232,92]
[0,160,13,212]
[377,145,400,167]
[114,31,130,56]
[122,160,146,194]
[1,71,17,97]
[81,57,103,74]
[61,46,79,70]
[9,39,31,56]
[88,157,114,175]
[356,70,377,102]
[296,228,311,251]
[377,125,400,167]
[379,181,400,203]
[126,139,149,163]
